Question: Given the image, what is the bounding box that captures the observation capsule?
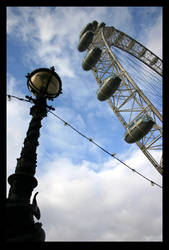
[97,75,121,101]
[124,115,155,143]
[98,22,106,29]
[77,31,94,52]
[80,23,93,39]
[92,20,98,31]
[79,20,98,39]
[82,47,102,71]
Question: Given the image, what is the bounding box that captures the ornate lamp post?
[6,66,62,241]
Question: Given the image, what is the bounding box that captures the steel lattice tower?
[80,23,163,175]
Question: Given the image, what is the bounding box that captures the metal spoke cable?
[7,94,162,189]
[111,47,162,96]
[111,47,162,112]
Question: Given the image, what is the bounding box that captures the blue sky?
[7,6,162,241]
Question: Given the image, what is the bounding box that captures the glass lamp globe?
[26,67,62,100]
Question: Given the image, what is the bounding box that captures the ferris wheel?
[77,21,163,175]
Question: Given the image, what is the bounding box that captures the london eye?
[77,21,163,175]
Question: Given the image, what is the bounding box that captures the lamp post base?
[6,201,46,242]
[6,203,45,242]
[7,227,45,242]
[6,173,46,242]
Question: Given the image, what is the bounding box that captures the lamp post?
[6,66,62,242]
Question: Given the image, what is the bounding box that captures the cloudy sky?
[7,6,162,241]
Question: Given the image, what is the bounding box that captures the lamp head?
[26,67,62,100]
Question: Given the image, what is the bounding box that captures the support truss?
[102,26,162,76]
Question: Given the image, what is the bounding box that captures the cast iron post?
[6,66,62,242]
[6,95,48,241]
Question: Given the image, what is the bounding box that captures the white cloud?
[145,14,162,58]
[35,150,162,241]
[7,7,108,78]
[105,7,134,35]
[6,6,134,79]
[7,78,162,242]
[7,99,30,175]
[6,83,162,242]
[136,8,162,58]
[7,126,162,241]
[7,8,20,34]
[7,74,31,175]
